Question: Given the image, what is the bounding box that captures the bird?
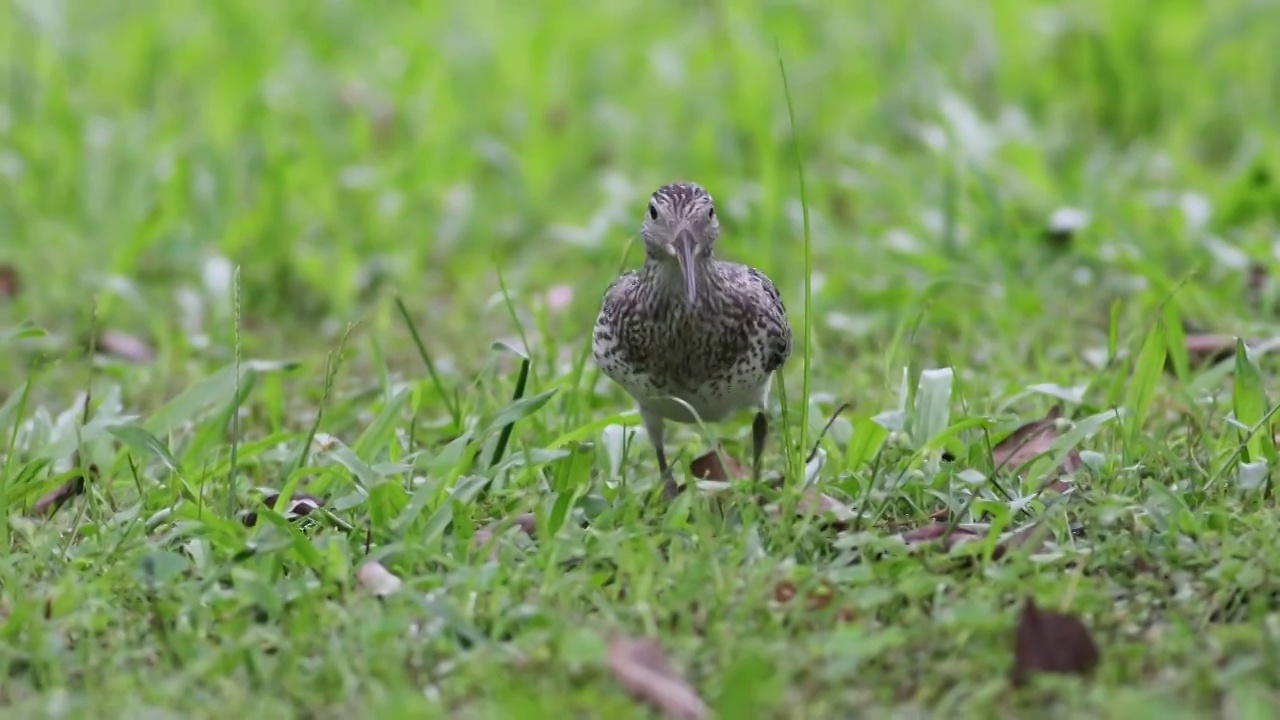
[592,180,793,499]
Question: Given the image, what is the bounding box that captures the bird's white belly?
[624,374,773,424]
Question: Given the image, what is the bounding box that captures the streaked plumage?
[593,180,792,498]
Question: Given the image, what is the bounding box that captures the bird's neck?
[641,257,722,303]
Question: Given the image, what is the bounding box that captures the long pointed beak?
[673,229,698,304]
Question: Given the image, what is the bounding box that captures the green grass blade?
[1232,338,1273,465]
[910,367,954,448]
[1124,318,1167,451]
[489,356,531,469]
[776,43,813,484]
[393,295,460,429]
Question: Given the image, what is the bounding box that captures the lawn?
[3,0,1280,717]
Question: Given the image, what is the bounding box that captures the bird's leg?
[641,410,679,499]
[751,410,768,484]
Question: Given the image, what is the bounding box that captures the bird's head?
[640,180,720,304]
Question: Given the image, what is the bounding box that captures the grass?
[3,0,1280,716]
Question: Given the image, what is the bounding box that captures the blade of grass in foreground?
[776,44,812,484]
[229,265,243,518]
[1162,295,1190,383]
[1124,318,1166,454]
[394,295,461,429]
[1232,338,1276,467]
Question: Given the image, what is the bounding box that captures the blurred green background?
[4,0,1277,395]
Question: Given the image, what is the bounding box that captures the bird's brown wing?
[592,271,640,362]
[747,266,792,373]
[595,271,639,323]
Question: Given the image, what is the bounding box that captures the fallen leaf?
[606,634,709,720]
[32,465,99,517]
[796,488,854,531]
[900,522,982,547]
[1042,448,1084,493]
[473,512,537,560]
[690,446,746,481]
[242,491,325,527]
[993,405,1065,471]
[1182,333,1242,367]
[990,523,1052,560]
[94,330,156,363]
[899,521,1051,560]
[991,405,1087,492]
[356,561,403,598]
[1011,597,1100,686]
[0,264,19,299]
[693,403,849,500]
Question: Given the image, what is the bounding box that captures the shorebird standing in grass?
[592,180,793,499]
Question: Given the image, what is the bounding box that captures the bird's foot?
[661,470,680,500]
[655,447,681,500]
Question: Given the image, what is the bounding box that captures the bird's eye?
[648,203,658,220]
[708,207,715,219]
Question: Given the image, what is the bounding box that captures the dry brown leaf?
[992,406,1088,492]
[1011,597,1100,686]
[990,523,1052,560]
[242,491,325,527]
[684,403,850,488]
[1182,333,1242,367]
[473,512,537,561]
[606,634,709,720]
[690,446,746,481]
[796,488,846,516]
[900,521,1050,560]
[757,482,853,532]
[993,405,1064,471]
[95,330,156,363]
[796,488,854,531]
[0,264,19,299]
[32,465,98,517]
[356,561,403,598]
[900,522,981,547]
[1042,448,1084,493]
